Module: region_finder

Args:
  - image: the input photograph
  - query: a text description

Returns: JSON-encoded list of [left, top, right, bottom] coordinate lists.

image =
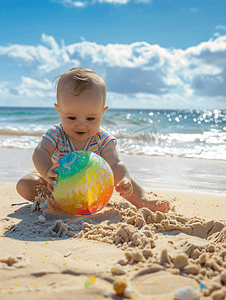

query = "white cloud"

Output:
[[213, 26, 226, 39], [0, 78, 56, 107], [0, 34, 79, 74], [99, 0, 129, 4], [216, 25, 226, 31], [134, 0, 152, 3], [0, 34, 226, 108], [175, 36, 226, 97], [66, 41, 182, 94], [53, 0, 152, 7], [14, 77, 54, 97], [41, 34, 59, 50], [0, 77, 55, 98], [214, 32, 220, 37]]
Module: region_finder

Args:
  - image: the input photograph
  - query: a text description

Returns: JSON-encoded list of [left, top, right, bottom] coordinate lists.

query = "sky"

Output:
[[0, 0, 226, 109]]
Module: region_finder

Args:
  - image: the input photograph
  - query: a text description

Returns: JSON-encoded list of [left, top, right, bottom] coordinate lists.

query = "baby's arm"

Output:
[[101, 141, 170, 213], [32, 137, 59, 192], [101, 141, 133, 198]]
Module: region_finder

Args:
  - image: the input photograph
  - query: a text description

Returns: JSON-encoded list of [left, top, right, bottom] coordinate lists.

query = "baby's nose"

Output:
[[76, 120, 86, 128]]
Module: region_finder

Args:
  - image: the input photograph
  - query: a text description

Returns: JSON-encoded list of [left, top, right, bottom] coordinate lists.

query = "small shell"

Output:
[[174, 286, 198, 300], [124, 287, 133, 297], [38, 215, 46, 223], [111, 266, 126, 275]]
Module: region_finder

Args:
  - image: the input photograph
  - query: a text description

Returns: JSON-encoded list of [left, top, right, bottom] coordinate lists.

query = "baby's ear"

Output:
[[103, 106, 109, 115], [54, 103, 60, 115]]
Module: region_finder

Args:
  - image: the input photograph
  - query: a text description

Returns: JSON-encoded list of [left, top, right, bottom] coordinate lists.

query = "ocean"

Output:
[[1, 106, 226, 160]]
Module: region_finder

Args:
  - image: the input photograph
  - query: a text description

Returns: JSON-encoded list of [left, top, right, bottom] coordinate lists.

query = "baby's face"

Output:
[[55, 83, 108, 149]]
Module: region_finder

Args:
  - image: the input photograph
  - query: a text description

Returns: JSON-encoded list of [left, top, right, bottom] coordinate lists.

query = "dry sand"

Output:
[[1, 182, 226, 300]]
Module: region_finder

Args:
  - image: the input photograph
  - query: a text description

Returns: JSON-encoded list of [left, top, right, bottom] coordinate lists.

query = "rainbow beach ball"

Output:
[[53, 151, 114, 215]]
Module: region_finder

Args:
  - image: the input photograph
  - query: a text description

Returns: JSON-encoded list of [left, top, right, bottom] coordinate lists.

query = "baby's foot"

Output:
[[141, 197, 170, 213]]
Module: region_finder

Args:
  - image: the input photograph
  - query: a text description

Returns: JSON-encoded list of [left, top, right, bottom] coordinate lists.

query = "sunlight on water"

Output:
[[1, 107, 226, 160]]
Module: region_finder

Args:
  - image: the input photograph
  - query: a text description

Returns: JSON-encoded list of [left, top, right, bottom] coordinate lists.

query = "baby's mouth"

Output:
[[76, 131, 86, 135]]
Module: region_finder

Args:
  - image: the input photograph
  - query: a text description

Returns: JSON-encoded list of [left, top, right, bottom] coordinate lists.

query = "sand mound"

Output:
[[2, 188, 226, 299]]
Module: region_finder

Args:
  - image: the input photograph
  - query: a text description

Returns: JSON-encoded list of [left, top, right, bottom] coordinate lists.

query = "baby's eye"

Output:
[[68, 117, 76, 120], [87, 117, 95, 121]]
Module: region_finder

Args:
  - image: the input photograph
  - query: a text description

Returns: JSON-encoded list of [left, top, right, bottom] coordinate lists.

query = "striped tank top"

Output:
[[43, 123, 116, 163]]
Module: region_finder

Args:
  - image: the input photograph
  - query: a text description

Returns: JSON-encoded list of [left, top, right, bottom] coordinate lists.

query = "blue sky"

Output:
[[0, 0, 226, 109]]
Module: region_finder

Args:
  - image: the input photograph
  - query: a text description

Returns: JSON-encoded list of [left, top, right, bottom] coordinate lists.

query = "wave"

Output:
[[117, 144, 226, 160], [1, 138, 225, 160], [113, 129, 226, 145], [0, 126, 226, 145], [0, 127, 44, 137]]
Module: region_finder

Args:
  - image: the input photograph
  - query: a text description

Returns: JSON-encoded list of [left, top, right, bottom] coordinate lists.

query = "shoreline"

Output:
[[1, 148, 226, 194]]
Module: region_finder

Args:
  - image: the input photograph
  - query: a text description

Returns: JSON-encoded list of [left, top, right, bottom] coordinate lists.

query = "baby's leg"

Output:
[[126, 179, 170, 213], [16, 170, 51, 202]]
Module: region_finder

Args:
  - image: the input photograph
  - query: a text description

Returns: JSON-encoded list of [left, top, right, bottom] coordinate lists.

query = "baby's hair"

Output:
[[55, 67, 106, 103]]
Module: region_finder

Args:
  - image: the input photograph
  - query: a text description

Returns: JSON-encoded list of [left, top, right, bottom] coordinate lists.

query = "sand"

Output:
[[1, 181, 226, 300], [2, 148, 226, 193]]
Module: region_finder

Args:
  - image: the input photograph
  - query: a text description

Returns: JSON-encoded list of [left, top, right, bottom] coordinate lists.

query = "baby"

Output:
[[16, 67, 169, 213]]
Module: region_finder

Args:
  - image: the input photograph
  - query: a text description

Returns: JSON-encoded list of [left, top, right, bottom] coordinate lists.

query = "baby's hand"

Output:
[[115, 179, 133, 198], [45, 163, 60, 193]]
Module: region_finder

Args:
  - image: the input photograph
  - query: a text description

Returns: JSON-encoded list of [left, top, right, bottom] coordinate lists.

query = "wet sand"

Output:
[[1, 148, 226, 193]]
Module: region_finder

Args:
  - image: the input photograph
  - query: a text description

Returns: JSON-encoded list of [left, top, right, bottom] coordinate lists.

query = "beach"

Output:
[[1, 149, 226, 299]]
